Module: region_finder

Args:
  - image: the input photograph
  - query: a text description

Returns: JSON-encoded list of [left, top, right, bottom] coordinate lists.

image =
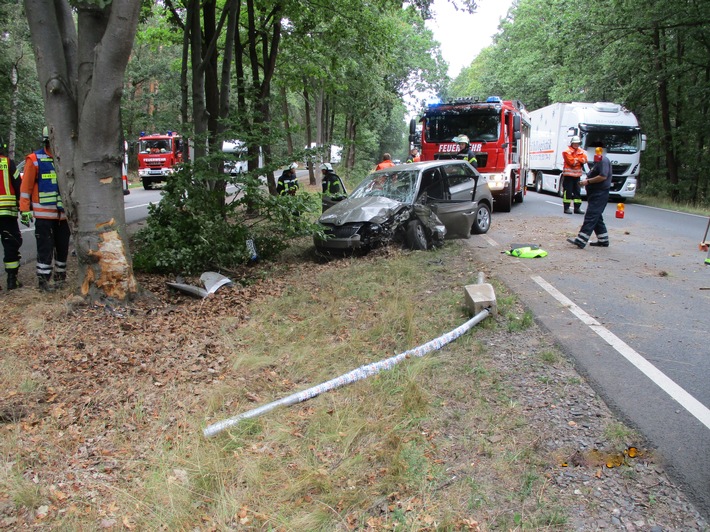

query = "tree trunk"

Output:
[[303, 80, 315, 185], [281, 85, 293, 156], [24, 0, 141, 302], [652, 24, 680, 201]]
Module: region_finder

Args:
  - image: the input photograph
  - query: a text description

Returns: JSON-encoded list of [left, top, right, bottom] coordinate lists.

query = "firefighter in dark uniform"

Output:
[[277, 162, 299, 196], [20, 127, 71, 291], [568, 143, 612, 249], [320, 163, 342, 197], [453, 134, 478, 168], [0, 139, 22, 290]]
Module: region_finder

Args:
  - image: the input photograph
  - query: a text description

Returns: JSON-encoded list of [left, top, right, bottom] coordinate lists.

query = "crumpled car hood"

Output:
[[319, 196, 404, 225]]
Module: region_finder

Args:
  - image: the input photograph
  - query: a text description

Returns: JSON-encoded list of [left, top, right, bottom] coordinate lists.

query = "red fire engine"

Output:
[[410, 96, 530, 212], [137, 132, 184, 190]]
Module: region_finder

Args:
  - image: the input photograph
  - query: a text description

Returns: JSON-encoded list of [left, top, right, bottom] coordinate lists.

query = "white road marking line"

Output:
[[532, 274, 710, 431], [481, 234, 498, 247]]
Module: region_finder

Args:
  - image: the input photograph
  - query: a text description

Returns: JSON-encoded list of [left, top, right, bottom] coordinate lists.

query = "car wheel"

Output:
[[472, 203, 491, 234], [535, 171, 543, 193], [405, 220, 428, 250]]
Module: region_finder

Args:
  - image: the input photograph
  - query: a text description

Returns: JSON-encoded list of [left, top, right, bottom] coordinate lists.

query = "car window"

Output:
[[442, 163, 475, 187], [418, 168, 448, 201], [442, 164, 476, 201]]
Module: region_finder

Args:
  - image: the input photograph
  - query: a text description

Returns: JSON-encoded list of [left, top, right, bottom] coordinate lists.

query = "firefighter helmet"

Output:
[[454, 134, 470, 145], [320, 162, 333, 171], [42, 126, 49, 140], [289, 162, 298, 169], [570, 135, 581, 145]]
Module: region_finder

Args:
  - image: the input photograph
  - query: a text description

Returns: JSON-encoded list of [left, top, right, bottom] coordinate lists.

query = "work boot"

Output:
[[6, 269, 22, 290], [54, 271, 67, 289], [38, 275, 55, 292], [563, 204, 572, 214], [574, 204, 585, 214]]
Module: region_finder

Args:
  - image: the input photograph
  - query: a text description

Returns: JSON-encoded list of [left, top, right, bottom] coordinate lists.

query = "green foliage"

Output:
[[449, 0, 710, 207], [132, 164, 322, 274]]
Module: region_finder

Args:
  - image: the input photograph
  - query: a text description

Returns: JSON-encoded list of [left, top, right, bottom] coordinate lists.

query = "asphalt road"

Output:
[[467, 190, 710, 520]]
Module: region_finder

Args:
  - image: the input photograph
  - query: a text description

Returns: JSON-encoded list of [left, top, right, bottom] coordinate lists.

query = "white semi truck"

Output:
[[527, 102, 646, 200]]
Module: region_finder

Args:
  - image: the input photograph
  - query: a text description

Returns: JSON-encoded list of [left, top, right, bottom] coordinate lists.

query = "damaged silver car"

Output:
[[314, 160, 493, 253]]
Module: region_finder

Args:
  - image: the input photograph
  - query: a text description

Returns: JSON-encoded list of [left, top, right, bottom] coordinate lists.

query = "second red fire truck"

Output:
[[137, 132, 184, 190], [410, 96, 530, 212]]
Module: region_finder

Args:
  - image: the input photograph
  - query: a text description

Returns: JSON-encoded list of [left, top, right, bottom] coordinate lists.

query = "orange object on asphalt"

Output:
[[615, 203, 625, 219]]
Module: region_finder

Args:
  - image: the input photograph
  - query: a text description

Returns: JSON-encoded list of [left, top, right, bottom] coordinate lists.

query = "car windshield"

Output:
[[349, 170, 419, 203]]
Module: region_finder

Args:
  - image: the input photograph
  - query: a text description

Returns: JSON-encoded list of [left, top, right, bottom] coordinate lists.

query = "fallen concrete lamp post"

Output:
[[203, 273, 497, 438]]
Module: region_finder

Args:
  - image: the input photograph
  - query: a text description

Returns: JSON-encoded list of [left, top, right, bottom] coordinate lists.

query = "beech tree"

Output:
[[24, 0, 142, 301]]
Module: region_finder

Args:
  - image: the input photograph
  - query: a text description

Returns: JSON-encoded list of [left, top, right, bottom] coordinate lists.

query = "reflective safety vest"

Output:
[[36, 151, 62, 209], [20, 149, 66, 220], [0, 156, 18, 216], [505, 246, 548, 258]]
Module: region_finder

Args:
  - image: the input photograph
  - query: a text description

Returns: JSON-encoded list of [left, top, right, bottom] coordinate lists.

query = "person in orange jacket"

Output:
[[375, 153, 396, 171], [561, 135, 588, 214], [19, 127, 71, 291], [0, 139, 22, 290]]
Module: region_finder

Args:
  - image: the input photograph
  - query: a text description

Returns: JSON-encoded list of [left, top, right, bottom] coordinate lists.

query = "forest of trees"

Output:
[[1, 0, 708, 299], [450, 0, 710, 205]]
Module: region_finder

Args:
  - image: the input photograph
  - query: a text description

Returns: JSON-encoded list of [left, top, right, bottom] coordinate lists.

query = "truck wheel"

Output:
[[405, 220, 428, 250], [497, 185, 513, 213], [535, 172, 543, 193], [142, 179, 153, 191], [514, 179, 524, 203]]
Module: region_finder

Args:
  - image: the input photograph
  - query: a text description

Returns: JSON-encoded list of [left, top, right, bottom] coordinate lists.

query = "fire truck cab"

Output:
[[137, 132, 183, 190], [411, 96, 531, 212]]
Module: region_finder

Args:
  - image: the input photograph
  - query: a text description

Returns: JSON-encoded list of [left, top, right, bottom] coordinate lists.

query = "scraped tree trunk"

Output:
[[24, 0, 141, 302]]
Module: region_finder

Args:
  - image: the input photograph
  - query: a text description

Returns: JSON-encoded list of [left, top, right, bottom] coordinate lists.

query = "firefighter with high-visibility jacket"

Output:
[[0, 139, 22, 290], [277, 162, 300, 196], [561, 135, 588, 214], [19, 127, 71, 291], [453, 135, 478, 168]]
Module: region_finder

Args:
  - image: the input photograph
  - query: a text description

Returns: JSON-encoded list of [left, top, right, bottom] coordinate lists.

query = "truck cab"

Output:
[[137, 132, 183, 190]]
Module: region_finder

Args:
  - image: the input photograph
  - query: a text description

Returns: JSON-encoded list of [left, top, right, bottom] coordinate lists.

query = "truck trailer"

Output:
[[527, 102, 645, 200]]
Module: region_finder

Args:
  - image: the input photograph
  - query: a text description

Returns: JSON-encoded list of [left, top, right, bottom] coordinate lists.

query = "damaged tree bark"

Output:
[[23, 0, 141, 301]]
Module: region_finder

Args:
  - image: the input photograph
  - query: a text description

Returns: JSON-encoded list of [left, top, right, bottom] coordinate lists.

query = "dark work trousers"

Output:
[[34, 218, 71, 278], [1, 216, 23, 270], [562, 175, 582, 206], [574, 188, 610, 246]]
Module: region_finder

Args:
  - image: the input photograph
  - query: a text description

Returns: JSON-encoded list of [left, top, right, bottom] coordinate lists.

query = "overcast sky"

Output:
[[425, 0, 514, 78]]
